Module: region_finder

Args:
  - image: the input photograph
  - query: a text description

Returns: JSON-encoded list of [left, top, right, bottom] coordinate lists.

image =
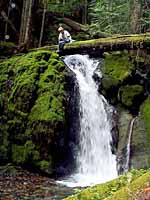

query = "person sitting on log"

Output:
[[57, 26, 72, 52]]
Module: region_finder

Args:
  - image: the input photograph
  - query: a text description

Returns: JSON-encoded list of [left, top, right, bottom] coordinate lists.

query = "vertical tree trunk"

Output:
[[4, 0, 12, 40], [19, 0, 33, 46], [39, 0, 47, 47], [82, 0, 88, 24], [130, 0, 142, 33], [24, 0, 33, 43]]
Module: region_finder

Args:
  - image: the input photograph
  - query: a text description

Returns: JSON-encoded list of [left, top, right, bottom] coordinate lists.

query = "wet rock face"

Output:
[[62, 67, 80, 175], [100, 51, 150, 172], [130, 116, 150, 169], [116, 108, 133, 174], [0, 50, 66, 174]]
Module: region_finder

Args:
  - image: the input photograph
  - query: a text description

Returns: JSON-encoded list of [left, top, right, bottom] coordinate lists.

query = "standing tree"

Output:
[[19, 0, 33, 46], [39, 0, 47, 47], [130, 0, 142, 33]]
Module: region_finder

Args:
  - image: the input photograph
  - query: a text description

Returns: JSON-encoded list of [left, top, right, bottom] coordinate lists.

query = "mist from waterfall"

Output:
[[58, 54, 118, 187]]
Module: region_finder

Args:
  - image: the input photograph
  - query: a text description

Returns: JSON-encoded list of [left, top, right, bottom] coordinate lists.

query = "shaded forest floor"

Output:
[[0, 165, 74, 200]]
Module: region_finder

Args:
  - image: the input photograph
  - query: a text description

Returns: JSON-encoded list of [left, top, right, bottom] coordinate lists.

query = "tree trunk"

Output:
[[24, 0, 33, 43], [1, 10, 18, 35], [39, 0, 47, 47], [63, 17, 88, 31], [4, 0, 12, 39], [36, 33, 150, 56], [82, 0, 87, 25], [19, 0, 33, 46], [130, 0, 142, 33]]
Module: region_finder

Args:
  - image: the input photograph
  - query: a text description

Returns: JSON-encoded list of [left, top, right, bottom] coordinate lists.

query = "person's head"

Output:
[[58, 26, 64, 33]]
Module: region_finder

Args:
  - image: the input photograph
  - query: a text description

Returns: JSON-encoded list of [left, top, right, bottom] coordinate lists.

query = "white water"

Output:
[[58, 55, 117, 187], [124, 117, 137, 172]]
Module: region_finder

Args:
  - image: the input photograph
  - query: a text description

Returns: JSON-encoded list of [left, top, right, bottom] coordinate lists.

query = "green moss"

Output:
[[106, 172, 150, 200], [29, 92, 64, 122], [12, 144, 26, 164], [12, 141, 40, 164], [0, 50, 66, 173], [118, 85, 144, 108], [36, 160, 51, 172], [140, 97, 150, 137], [64, 170, 147, 200], [0, 41, 16, 56], [102, 52, 135, 90]]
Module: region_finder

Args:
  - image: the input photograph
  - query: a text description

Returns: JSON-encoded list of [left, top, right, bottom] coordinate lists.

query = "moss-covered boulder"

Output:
[[0, 50, 66, 174], [101, 52, 135, 104], [0, 41, 17, 58], [118, 85, 144, 109], [102, 52, 135, 89], [64, 170, 149, 200]]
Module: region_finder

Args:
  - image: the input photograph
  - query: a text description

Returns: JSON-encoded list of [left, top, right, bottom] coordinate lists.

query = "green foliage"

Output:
[[12, 141, 40, 164], [64, 169, 148, 200], [47, 0, 86, 16], [89, 0, 130, 34], [89, 0, 150, 35], [140, 97, 150, 136], [118, 85, 144, 108]]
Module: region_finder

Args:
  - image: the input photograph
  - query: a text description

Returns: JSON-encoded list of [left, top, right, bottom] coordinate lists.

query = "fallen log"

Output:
[[33, 33, 150, 55], [1, 11, 18, 35], [62, 17, 88, 32]]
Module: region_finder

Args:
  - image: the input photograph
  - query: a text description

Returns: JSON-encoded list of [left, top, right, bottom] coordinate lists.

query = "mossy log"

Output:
[[36, 33, 150, 55]]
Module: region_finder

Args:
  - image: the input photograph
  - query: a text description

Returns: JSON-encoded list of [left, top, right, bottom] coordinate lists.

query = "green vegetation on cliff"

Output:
[[102, 52, 135, 90], [118, 85, 144, 108], [140, 97, 150, 135], [0, 50, 66, 173]]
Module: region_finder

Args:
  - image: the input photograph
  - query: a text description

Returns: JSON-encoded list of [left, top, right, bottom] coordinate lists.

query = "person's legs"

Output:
[[58, 41, 65, 52]]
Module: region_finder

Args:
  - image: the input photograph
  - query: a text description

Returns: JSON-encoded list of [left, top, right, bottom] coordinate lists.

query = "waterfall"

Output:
[[124, 117, 137, 172], [58, 54, 117, 187]]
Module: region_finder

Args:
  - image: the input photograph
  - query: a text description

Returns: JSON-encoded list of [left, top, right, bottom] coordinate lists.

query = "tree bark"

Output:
[[62, 17, 88, 31], [130, 0, 142, 33], [1, 10, 18, 35], [39, 0, 47, 47], [36, 33, 150, 55], [82, 0, 87, 25], [19, 0, 33, 46], [24, 0, 33, 43]]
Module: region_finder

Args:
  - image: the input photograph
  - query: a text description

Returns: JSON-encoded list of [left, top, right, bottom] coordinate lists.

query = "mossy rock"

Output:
[[0, 41, 17, 58], [131, 116, 150, 169], [64, 170, 148, 200], [101, 52, 135, 91], [118, 85, 144, 108], [105, 172, 150, 200], [0, 50, 66, 174], [140, 97, 150, 136]]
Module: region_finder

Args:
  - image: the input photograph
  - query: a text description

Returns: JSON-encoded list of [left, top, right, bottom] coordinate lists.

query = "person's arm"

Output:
[[64, 30, 72, 42], [58, 33, 62, 41]]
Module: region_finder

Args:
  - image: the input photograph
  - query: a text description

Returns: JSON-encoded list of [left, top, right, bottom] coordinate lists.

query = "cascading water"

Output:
[[124, 117, 137, 172], [58, 54, 118, 187]]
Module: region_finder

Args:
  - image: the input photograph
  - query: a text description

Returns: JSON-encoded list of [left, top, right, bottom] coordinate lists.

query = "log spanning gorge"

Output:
[[58, 55, 118, 187]]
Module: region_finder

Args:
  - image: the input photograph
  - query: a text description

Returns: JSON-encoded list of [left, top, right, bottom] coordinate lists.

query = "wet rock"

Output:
[[130, 116, 150, 169], [118, 84, 145, 113], [116, 107, 133, 174]]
